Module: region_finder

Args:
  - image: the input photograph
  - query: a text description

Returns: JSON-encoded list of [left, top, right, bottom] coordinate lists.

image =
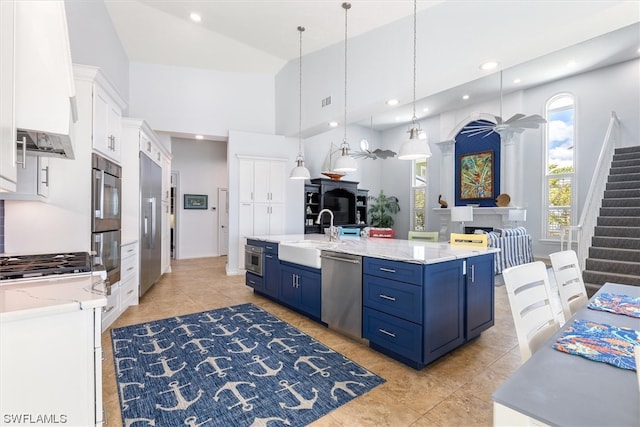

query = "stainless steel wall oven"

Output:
[[244, 244, 263, 276], [91, 153, 121, 287]]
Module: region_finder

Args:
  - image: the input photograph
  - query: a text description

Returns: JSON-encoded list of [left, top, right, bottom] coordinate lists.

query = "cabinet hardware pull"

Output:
[[379, 267, 396, 273], [470, 265, 475, 283], [265, 254, 273, 259], [379, 294, 396, 301], [104, 305, 115, 313], [249, 280, 255, 285], [127, 289, 134, 295], [379, 328, 396, 338], [127, 267, 134, 272], [41, 165, 49, 186]]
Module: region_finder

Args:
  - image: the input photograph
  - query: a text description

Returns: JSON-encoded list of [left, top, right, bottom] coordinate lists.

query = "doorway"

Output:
[[218, 188, 228, 256]]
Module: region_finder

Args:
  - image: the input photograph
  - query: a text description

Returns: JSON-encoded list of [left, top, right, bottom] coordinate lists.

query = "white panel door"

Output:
[[218, 188, 229, 256]]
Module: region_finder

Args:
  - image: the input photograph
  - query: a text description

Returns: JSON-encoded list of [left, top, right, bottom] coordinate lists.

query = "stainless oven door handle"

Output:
[[94, 234, 103, 265], [94, 170, 105, 219]]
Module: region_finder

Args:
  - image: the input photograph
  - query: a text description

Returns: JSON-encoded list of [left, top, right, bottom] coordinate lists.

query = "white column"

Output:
[[501, 134, 518, 206], [436, 139, 455, 207]]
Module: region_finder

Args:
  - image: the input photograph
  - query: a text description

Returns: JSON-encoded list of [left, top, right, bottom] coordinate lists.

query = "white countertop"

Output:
[[248, 234, 499, 264], [0, 274, 108, 322]]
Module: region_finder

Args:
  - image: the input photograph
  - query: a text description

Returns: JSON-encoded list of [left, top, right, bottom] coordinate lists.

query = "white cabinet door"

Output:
[[239, 159, 255, 203], [0, 0, 17, 192], [0, 155, 50, 201], [92, 84, 121, 162], [253, 160, 271, 203], [269, 203, 286, 235], [268, 161, 286, 204]]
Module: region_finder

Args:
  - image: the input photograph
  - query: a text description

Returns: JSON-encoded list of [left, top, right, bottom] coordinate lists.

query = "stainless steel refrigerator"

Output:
[[139, 153, 162, 296]]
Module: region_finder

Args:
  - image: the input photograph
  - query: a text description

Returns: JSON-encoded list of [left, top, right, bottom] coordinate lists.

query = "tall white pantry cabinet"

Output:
[[238, 156, 286, 268]]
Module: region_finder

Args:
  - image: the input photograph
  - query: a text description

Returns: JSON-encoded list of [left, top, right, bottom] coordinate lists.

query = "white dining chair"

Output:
[[549, 250, 588, 322], [503, 261, 561, 363]]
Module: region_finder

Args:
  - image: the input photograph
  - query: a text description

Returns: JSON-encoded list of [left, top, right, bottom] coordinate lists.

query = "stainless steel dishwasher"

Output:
[[320, 250, 365, 342]]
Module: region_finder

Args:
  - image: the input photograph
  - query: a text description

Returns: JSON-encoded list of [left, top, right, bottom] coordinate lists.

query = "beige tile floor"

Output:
[[101, 256, 525, 426]]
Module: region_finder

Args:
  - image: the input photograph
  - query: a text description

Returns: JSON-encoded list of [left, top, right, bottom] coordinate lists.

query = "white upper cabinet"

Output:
[[0, 0, 16, 192], [93, 84, 123, 163]]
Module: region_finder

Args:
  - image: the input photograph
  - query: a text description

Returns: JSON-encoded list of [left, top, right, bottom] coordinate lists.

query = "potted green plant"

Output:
[[368, 189, 400, 228]]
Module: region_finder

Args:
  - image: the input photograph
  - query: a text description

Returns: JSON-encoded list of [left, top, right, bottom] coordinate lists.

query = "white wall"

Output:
[[129, 62, 276, 138], [227, 130, 301, 274], [65, 0, 129, 103], [171, 138, 227, 259]]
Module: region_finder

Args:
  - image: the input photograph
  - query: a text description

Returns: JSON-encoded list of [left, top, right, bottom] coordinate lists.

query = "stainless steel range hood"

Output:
[[14, 1, 76, 160]]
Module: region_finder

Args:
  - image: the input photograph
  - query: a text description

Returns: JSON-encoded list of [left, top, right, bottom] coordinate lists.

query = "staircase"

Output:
[[582, 145, 640, 296]]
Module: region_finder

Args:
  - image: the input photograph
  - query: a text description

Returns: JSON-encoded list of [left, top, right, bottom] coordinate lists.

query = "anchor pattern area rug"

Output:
[[111, 303, 385, 426]]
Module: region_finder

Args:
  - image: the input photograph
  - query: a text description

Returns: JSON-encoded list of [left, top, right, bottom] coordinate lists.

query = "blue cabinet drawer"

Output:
[[363, 275, 422, 324], [363, 257, 423, 285], [363, 307, 422, 363], [263, 242, 278, 254], [246, 272, 263, 290]]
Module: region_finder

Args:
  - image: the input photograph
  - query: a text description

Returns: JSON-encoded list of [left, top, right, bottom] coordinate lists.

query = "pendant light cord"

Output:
[[343, 2, 350, 145], [412, 0, 417, 125], [298, 26, 304, 156]]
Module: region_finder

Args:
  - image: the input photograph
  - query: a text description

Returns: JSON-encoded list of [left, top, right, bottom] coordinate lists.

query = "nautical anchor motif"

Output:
[[184, 415, 213, 427], [310, 340, 336, 354], [180, 337, 216, 354], [250, 416, 291, 427], [213, 381, 258, 411], [330, 381, 365, 401], [112, 338, 132, 354], [267, 337, 298, 354], [247, 355, 283, 377], [124, 417, 155, 427], [170, 315, 185, 324], [263, 315, 283, 324], [171, 323, 200, 337], [343, 359, 375, 377], [294, 356, 331, 377], [211, 323, 239, 336], [276, 380, 318, 410], [118, 381, 144, 410], [115, 356, 137, 378], [146, 356, 187, 378], [227, 337, 258, 354], [156, 380, 204, 412], [283, 326, 305, 336], [198, 312, 224, 323], [230, 312, 254, 323], [134, 323, 165, 337], [195, 356, 233, 378], [247, 323, 274, 336], [139, 338, 174, 355]]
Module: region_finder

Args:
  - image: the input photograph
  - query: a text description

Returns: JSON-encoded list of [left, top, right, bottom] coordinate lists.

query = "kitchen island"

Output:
[[245, 234, 499, 369]]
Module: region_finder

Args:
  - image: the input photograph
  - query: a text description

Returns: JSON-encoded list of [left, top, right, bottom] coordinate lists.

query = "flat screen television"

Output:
[[322, 189, 355, 226]]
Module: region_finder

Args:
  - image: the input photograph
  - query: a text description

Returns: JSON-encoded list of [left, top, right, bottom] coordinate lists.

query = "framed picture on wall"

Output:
[[459, 150, 494, 200], [184, 194, 208, 209]]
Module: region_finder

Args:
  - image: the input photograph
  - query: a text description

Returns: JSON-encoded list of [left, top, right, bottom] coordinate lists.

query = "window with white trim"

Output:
[[411, 158, 428, 230], [545, 94, 575, 238]]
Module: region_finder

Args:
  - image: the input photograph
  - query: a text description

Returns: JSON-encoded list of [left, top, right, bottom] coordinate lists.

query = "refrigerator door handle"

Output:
[[150, 197, 157, 249]]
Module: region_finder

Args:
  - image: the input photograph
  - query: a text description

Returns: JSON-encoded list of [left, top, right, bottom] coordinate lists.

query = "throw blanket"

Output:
[[553, 319, 640, 371], [487, 227, 534, 274]]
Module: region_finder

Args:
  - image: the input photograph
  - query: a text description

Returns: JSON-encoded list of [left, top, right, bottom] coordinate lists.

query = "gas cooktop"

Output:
[[0, 252, 92, 281]]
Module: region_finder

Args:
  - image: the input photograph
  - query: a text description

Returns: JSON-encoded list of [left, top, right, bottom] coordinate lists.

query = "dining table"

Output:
[[492, 282, 640, 427]]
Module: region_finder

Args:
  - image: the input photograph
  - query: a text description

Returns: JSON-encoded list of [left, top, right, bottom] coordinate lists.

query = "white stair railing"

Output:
[[561, 111, 620, 270]]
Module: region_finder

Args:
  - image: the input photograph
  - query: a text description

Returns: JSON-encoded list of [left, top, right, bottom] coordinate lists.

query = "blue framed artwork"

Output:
[[184, 194, 208, 209]]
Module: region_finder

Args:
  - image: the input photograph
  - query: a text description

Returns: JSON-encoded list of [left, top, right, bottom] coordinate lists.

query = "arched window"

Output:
[[544, 94, 575, 239]]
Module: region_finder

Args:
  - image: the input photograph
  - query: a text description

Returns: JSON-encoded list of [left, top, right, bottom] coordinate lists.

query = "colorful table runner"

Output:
[[553, 319, 640, 371], [588, 293, 640, 318]]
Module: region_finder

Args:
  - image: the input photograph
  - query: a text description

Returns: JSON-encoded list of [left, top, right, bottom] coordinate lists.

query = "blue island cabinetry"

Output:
[[363, 254, 494, 369], [244, 239, 279, 299]]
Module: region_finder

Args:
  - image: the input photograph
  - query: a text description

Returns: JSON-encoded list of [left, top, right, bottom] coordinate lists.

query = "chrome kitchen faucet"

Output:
[[316, 209, 338, 241]]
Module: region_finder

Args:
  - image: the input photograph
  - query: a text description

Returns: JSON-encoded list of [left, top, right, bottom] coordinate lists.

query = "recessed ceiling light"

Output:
[[195, 135, 203, 140], [513, 78, 521, 84], [386, 99, 399, 106], [190, 12, 202, 22], [329, 121, 338, 127], [479, 60, 499, 71], [637, 47, 640, 53], [423, 107, 429, 112], [567, 60, 577, 67], [462, 94, 470, 100]]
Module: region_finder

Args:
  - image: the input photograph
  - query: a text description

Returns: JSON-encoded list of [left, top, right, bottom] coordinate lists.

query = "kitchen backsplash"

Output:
[[0, 200, 4, 253]]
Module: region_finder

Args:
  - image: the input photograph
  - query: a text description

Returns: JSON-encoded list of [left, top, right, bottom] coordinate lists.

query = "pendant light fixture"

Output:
[[290, 26, 311, 180], [333, 2, 357, 173], [398, 0, 432, 160]]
